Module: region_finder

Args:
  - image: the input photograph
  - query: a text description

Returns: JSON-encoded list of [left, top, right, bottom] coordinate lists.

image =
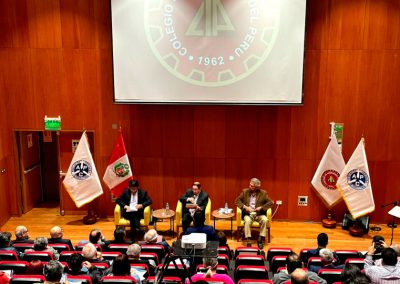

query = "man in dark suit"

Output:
[[47, 226, 74, 250], [179, 182, 209, 233], [116, 180, 152, 241]]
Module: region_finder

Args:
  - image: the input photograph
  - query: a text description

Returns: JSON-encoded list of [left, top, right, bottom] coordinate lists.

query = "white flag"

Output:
[[336, 138, 375, 219], [311, 135, 345, 208], [63, 132, 103, 208]]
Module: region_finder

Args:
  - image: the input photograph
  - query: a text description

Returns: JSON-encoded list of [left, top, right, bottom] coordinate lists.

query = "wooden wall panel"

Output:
[[27, 0, 62, 48], [328, 0, 366, 50], [364, 0, 400, 50], [0, 0, 29, 48], [305, 0, 330, 50]]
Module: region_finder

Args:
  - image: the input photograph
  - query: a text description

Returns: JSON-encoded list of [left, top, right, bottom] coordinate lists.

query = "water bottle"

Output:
[[166, 202, 170, 214], [224, 202, 228, 214]]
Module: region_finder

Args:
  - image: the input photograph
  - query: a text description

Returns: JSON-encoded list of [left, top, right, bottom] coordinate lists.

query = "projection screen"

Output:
[[111, 0, 306, 105]]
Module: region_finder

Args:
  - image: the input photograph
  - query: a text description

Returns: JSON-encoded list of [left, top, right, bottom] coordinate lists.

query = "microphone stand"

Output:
[[381, 200, 399, 246]]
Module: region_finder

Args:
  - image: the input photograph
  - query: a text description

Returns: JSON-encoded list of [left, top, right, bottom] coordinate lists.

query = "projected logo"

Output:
[[144, 0, 280, 87]]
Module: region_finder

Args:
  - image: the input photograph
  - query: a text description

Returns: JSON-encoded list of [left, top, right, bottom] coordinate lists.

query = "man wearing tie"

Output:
[[179, 182, 209, 233]]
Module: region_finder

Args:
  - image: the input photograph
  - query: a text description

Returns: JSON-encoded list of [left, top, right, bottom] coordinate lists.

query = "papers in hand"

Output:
[[186, 204, 197, 209], [126, 206, 138, 212]]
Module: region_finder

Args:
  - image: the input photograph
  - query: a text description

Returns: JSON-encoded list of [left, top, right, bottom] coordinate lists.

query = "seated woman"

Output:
[[188, 257, 234, 284], [25, 237, 59, 260], [104, 254, 141, 283]]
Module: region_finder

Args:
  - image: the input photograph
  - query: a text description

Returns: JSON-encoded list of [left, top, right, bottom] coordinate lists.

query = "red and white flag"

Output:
[[311, 135, 345, 208], [336, 138, 375, 219], [103, 131, 133, 197], [63, 132, 103, 208]]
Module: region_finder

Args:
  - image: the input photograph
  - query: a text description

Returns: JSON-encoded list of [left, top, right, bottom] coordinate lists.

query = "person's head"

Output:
[[317, 232, 328, 247], [319, 248, 334, 265], [15, 225, 29, 239], [0, 232, 11, 248], [249, 178, 261, 193], [344, 274, 371, 284], [33, 237, 48, 251], [372, 235, 385, 253], [381, 247, 398, 266], [82, 243, 97, 259], [26, 259, 44, 275], [193, 212, 205, 227], [217, 231, 227, 246], [192, 182, 201, 195], [341, 263, 361, 282], [392, 243, 400, 256], [203, 257, 218, 278], [113, 227, 126, 242], [126, 244, 141, 259], [286, 252, 303, 274], [291, 268, 309, 284], [50, 226, 63, 239], [89, 229, 102, 244], [43, 260, 64, 282], [144, 229, 158, 243], [129, 180, 140, 195], [112, 254, 131, 276], [68, 253, 84, 272]]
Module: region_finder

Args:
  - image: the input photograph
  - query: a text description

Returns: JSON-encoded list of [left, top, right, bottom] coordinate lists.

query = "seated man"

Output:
[[43, 260, 64, 284], [365, 245, 400, 282], [108, 227, 132, 245], [25, 236, 60, 260], [184, 212, 217, 241], [0, 232, 23, 259], [272, 252, 327, 284], [64, 252, 102, 284], [126, 243, 155, 276], [82, 243, 109, 266], [47, 226, 73, 250], [309, 248, 343, 273], [13, 225, 34, 244], [235, 178, 273, 249], [291, 268, 310, 284], [179, 182, 209, 233], [307, 233, 340, 264], [143, 229, 170, 253]]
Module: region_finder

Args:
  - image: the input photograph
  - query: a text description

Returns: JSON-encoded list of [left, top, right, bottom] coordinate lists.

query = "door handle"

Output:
[[23, 163, 40, 174]]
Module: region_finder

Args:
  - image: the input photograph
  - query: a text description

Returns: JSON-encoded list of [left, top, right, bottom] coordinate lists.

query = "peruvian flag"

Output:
[[103, 131, 133, 197]]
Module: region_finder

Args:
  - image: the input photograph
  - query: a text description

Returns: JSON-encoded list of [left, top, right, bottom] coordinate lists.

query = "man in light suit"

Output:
[[235, 178, 273, 249], [179, 182, 209, 233], [116, 180, 152, 241]]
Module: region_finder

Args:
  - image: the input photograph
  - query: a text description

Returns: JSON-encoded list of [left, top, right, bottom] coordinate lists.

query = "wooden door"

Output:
[[17, 131, 42, 213], [58, 131, 95, 215]]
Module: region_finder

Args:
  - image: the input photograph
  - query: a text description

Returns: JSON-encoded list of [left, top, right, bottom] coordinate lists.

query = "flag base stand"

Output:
[[83, 209, 97, 225], [322, 212, 336, 228], [349, 224, 365, 237]]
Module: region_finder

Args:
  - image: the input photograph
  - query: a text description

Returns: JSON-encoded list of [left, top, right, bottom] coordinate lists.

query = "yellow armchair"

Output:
[[114, 204, 151, 230], [176, 198, 211, 235], [236, 207, 271, 243]]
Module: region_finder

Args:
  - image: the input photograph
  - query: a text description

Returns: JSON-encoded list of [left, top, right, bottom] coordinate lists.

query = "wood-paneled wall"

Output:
[[0, 0, 399, 224]]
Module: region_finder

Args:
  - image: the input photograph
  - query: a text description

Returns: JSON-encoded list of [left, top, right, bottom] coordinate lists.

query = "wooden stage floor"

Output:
[[1, 205, 398, 253]]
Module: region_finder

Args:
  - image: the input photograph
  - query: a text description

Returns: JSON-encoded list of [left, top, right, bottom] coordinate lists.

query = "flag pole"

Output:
[[82, 130, 97, 225]]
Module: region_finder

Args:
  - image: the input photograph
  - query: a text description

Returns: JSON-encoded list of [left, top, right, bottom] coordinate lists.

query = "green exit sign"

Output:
[[44, 116, 61, 131]]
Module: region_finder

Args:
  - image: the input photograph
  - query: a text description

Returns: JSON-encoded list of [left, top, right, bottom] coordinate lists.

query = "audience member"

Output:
[[217, 231, 232, 260], [309, 248, 343, 273], [341, 263, 369, 283], [104, 254, 141, 283], [81, 243, 109, 265], [291, 268, 309, 284], [272, 252, 326, 284], [370, 235, 385, 260], [26, 259, 44, 275], [235, 177, 273, 249], [143, 229, 170, 253], [126, 244, 155, 276], [0, 271, 10, 284], [13, 225, 34, 244], [365, 246, 400, 283], [0, 232, 23, 259], [88, 229, 109, 251], [307, 233, 340, 264], [63, 252, 102, 284], [109, 227, 131, 245], [47, 226, 73, 250], [116, 179, 152, 241], [188, 257, 234, 284], [179, 182, 209, 233], [25, 236, 59, 260], [43, 260, 65, 284], [184, 211, 217, 241]]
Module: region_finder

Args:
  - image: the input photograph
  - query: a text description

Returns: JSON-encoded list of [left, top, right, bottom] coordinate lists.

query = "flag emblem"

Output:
[[114, 162, 130, 177], [71, 160, 92, 180], [347, 169, 369, 190], [321, 170, 340, 190]]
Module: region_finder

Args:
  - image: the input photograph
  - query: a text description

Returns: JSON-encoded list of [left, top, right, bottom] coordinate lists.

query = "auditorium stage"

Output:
[[1, 206, 398, 253]]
